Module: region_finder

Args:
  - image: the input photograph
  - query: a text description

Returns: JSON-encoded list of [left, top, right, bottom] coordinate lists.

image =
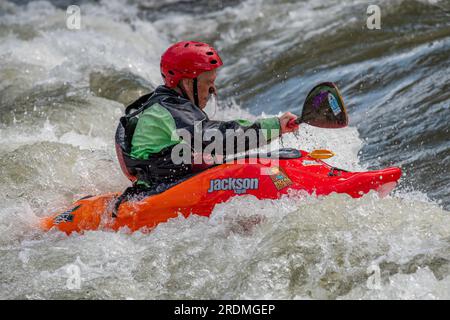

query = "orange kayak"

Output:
[[40, 149, 401, 234]]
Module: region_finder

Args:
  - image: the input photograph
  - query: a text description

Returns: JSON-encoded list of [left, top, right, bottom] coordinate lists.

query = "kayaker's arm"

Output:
[[199, 112, 299, 155], [129, 102, 295, 160], [200, 116, 281, 155]]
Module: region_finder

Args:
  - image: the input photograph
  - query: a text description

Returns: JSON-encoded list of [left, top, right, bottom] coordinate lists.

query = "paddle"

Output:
[[288, 82, 348, 129]]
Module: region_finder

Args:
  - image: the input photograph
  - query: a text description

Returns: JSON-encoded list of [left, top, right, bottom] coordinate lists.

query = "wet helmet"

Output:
[[160, 41, 223, 88]]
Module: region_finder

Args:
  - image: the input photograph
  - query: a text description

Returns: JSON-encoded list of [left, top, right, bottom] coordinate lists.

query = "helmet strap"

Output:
[[193, 78, 199, 107], [177, 78, 199, 107], [177, 83, 189, 100]]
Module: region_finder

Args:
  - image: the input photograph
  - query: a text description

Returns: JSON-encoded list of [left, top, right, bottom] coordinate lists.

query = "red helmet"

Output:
[[160, 41, 223, 88]]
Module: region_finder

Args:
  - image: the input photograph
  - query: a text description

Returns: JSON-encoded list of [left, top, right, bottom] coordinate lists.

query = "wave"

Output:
[[0, 0, 449, 299]]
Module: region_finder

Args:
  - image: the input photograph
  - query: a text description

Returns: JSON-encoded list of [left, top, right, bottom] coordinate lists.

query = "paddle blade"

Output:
[[299, 82, 348, 128], [309, 149, 335, 159]]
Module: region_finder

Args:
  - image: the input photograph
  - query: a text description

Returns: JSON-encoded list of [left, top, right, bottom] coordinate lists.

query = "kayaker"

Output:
[[115, 41, 299, 193]]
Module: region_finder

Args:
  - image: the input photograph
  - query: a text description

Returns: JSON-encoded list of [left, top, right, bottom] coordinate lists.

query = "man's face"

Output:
[[180, 69, 217, 109], [196, 69, 217, 109]]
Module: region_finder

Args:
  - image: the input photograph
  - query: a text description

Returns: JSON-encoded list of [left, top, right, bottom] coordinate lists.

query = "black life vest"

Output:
[[115, 87, 194, 186], [115, 85, 270, 188]]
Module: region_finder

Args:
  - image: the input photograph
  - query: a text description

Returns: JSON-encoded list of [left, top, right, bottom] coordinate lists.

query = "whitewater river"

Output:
[[0, 0, 449, 299]]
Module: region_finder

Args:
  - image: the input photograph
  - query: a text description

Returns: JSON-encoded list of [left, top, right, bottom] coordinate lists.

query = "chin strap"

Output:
[[193, 78, 199, 107], [177, 83, 189, 100], [177, 78, 199, 107]]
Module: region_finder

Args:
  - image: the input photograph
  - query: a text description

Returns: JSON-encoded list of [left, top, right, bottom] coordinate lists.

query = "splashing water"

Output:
[[0, 0, 449, 299]]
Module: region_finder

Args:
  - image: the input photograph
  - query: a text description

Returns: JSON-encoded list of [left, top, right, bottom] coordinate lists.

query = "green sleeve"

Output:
[[257, 117, 281, 142], [130, 103, 181, 160], [235, 117, 281, 142]]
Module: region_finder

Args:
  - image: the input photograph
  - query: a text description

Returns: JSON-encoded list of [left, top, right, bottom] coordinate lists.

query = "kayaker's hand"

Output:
[[279, 112, 299, 134]]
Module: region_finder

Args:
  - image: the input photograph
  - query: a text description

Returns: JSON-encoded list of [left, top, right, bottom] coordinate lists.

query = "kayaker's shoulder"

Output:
[[152, 85, 189, 105], [137, 95, 205, 127], [139, 103, 173, 120]]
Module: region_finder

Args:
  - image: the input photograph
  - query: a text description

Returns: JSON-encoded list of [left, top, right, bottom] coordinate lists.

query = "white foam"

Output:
[[341, 268, 450, 300], [0, 0, 448, 300]]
